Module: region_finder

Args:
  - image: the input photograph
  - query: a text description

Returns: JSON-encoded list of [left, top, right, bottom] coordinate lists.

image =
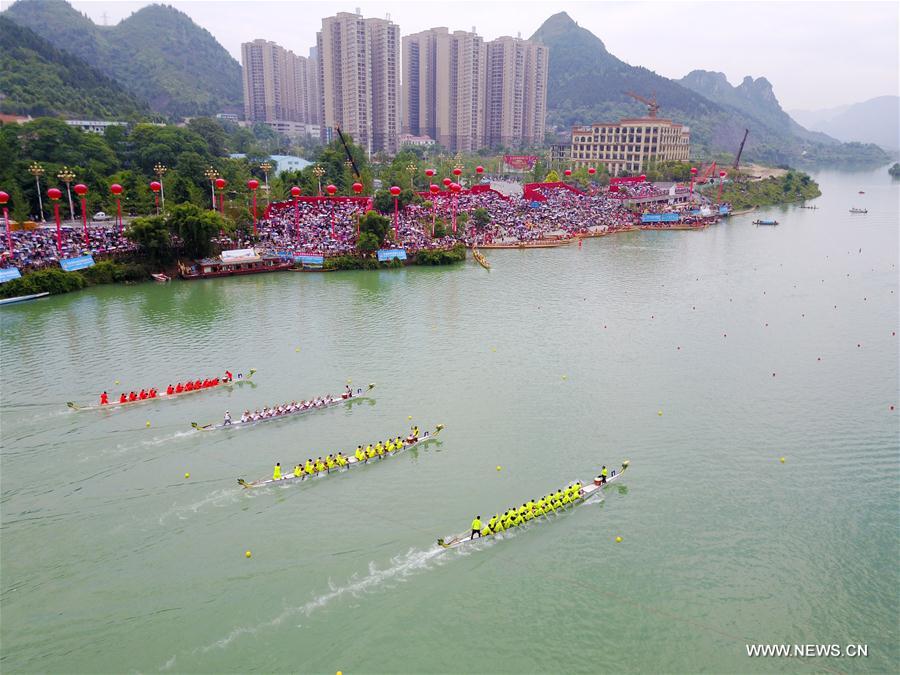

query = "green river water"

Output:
[[1, 166, 898, 674]]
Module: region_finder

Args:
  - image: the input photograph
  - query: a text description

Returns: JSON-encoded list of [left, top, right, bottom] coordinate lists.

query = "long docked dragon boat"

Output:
[[237, 424, 444, 489], [67, 369, 256, 411], [191, 383, 375, 431], [437, 461, 629, 550]]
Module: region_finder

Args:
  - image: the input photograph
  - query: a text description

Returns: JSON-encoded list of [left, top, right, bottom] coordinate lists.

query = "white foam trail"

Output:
[[158, 488, 241, 525], [159, 655, 176, 671], [201, 546, 448, 652], [78, 430, 196, 463]]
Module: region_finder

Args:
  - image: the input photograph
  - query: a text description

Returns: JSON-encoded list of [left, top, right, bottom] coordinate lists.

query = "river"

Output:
[[1, 166, 897, 673]]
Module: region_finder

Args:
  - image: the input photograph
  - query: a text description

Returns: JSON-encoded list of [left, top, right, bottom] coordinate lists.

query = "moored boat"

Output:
[[436, 461, 629, 550], [849, 208, 868, 214], [472, 246, 491, 269], [237, 424, 444, 489], [151, 273, 170, 282], [0, 291, 50, 306], [67, 369, 256, 411], [753, 219, 779, 226], [179, 248, 293, 279], [191, 383, 375, 431]]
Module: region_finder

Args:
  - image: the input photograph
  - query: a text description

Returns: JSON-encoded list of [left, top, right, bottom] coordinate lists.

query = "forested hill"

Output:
[[531, 12, 889, 165], [0, 16, 150, 119], [3, 0, 243, 118]]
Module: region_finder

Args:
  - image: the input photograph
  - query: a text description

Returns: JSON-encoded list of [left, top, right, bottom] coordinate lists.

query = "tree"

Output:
[[187, 118, 228, 157], [358, 210, 389, 250], [544, 169, 561, 183], [472, 207, 491, 228], [165, 203, 227, 259], [126, 215, 172, 264]]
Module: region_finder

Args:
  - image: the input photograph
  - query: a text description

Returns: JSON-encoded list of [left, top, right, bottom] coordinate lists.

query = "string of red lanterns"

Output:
[[73, 183, 89, 248]]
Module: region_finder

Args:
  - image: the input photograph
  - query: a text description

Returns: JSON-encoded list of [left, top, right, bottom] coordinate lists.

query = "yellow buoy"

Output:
[[658, 410, 663, 416], [245, 550, 252, 558], [562, 375, 567, 380], [615, 536, 623, 543], [407, 415, 412, 420], [496, 465, 502, 471], [184, 472, 190, 479], [347, 379, 352, 384], [145, 421, 151, 427], [780, 457, 785, 463], [295, 347, 300, 352], [114, 379, 120, 385]]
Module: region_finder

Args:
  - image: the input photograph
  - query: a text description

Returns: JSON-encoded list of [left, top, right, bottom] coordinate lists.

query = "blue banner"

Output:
[[0, 267, 22, 283], [60, 255, 95, 271], [719, 206, 731, 214], [377, 249, 407, 262], [641, 213, 680, 223], [294, 255, 324, 266]]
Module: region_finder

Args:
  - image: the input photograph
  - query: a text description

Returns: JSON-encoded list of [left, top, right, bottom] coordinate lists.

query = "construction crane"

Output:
[[697, 161, 718, 184], [334, 125, 361, 179], [733, 129, 749, 170], [624, 91, 660, 118]]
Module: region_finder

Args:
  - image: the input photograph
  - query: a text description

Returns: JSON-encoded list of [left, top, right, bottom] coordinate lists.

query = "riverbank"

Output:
[[708, 170, 821, 210]]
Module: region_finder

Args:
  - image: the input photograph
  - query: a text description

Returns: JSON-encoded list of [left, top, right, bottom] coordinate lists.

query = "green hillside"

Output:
[[0, 15, 149, 118], [532, 12, 888, 165], [3, 0, 243, 119]]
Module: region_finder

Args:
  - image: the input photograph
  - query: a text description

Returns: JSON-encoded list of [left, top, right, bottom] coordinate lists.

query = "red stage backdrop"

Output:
[[503, 155, 538, 171]]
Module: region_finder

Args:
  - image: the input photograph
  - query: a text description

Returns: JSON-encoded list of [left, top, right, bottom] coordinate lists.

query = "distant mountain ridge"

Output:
[[0, 15, 149, 119], [3, 0, 243, 118], [532, 12, 888, 165], [790, 96, 899, 151]]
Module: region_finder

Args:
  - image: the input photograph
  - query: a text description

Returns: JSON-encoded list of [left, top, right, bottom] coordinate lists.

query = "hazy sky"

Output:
[[48, 0, 900, 110]]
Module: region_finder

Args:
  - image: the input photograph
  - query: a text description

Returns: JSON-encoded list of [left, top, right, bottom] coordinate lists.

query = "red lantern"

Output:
[[214, 178, 226, 190], [452, 168, 462, 177], [352, 182, 363, 194], [475, 166, 484, 174], [149, 181, 161, 193], [247, 179, 259, 191], [564, 169, 572, 177], [588, 167, 596, 175], [290, 186, 301, 198], [639, 174, 647, 181], [429, 184, 440, 195], [442, 177, 452, 187], [450, 182, 461, 192], [389, 186, 401, 241], [214, 178, 226, 216], [110, 184, 123, 232], [72, 184, 89, 247], [48, 188, 63, 253], [425, 169, 435, 178], [690, 167, 698, 175], [719, 171, 727, 178], [326, 184, 337, 195]]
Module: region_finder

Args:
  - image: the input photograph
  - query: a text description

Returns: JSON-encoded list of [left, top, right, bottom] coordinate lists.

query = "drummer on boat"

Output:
[[99, 391, 109, 405]]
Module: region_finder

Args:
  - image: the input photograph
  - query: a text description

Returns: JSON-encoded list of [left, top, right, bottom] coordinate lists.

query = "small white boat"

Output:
[[849, 208, 868, 214], [151, 273, 170, 282], [0, 292, 50, 306]]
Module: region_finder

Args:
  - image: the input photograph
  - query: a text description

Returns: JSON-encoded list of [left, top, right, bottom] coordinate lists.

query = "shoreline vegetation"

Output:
[[703, 170, 821, 210]]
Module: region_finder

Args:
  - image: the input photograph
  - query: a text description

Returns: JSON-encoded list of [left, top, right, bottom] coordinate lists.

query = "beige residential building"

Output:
[[484, 36, 548, 149], [241, 39, 317, 126], [317, 12, 401, 155], [570, 117, 691, 176], [402, 27, 486, 153]]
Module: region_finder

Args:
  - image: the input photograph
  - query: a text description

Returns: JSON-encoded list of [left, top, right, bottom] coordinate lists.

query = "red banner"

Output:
[[503, 155, 538, 170]]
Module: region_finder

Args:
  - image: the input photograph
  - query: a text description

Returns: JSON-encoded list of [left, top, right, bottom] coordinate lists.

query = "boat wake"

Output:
[[77, 430, 196, 464], [157, 488, 242, 525], [200, 545, 450, 653]]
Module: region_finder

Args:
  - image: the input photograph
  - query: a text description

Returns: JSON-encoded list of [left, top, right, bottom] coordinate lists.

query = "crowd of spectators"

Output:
[[1, 183, 726, 270], [0, 225, 136, 271]]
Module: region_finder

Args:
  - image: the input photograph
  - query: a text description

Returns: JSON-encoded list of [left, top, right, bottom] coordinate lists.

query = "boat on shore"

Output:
[[179, 248, 293, 280], [849, 208, 868, 214], [237, 424, 444, 489], [753, 219, 779, 226], [436, 461, 629, 550], [151, 273, 170, 282], [191, 383, 375, 431], [67, 369, 256, 411], [0, 291, 50, 306]]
